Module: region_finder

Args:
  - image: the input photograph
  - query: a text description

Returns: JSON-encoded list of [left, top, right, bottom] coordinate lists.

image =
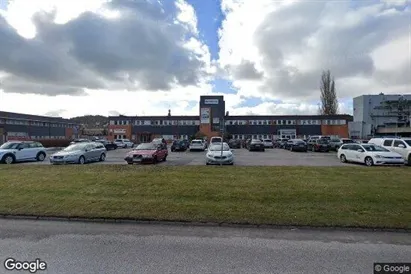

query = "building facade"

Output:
[[108, 95, 353, 142], [349, 94, 411, 138], [0, 111, 80, 145]]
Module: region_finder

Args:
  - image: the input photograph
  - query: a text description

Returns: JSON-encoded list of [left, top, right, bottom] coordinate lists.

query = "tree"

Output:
[[319, 70, 339, 115]]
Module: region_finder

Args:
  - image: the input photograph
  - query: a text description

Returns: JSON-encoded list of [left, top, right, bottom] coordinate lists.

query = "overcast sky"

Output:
[[0, 0, 410, 118]]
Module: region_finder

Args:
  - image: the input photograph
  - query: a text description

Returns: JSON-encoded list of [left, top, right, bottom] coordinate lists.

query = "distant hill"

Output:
[[69, 115, 109, 128]]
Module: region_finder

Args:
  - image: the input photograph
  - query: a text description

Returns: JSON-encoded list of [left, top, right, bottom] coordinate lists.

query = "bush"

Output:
[[39, 139, 71, 148]]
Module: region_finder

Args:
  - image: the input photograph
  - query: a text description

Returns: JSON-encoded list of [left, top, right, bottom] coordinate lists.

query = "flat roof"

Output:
[[108, 114, 353, 120], [0, 111, 76, 123]]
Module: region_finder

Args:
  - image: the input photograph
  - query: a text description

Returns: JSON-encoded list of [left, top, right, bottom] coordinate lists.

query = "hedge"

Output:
[[39, 139, 71, 148]]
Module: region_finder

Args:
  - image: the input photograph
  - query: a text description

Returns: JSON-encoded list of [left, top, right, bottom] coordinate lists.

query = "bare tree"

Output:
[[319, 70, 339, 115]]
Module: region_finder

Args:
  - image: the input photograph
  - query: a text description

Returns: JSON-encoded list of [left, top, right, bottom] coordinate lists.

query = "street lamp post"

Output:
[[220, 117, 224, 166]]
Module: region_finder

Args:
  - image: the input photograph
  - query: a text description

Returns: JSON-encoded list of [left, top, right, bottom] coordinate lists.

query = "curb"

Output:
[[0, 215, 410, 233]]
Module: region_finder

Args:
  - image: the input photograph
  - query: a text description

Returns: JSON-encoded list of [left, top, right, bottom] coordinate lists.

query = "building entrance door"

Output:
[[279, 129, 296, 139], [139, 133, 152, 143]]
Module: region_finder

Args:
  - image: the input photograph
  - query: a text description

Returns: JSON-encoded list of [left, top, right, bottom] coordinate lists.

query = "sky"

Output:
[[0, 0, 410, 118]]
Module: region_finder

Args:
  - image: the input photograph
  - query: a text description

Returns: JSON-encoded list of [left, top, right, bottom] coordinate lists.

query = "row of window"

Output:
[[227, 120, 346, 126], [110, 119, 347, 126], [0, 118, 76, 128], [112, 120, 200, 126]]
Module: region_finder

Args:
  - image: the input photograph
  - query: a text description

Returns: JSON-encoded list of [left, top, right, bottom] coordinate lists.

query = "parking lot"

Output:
[[21, 147, 346, 166]]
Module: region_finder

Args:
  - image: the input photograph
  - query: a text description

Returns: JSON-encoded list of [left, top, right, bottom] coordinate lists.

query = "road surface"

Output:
[[0, 219, 410, 274]]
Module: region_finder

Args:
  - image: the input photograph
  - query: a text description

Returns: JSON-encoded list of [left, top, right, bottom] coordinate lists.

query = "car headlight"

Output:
[[374, 155, 382, 158], [142, 155, 150, 158], [64, 154, 76, 158], [207, 154, 213, 158]]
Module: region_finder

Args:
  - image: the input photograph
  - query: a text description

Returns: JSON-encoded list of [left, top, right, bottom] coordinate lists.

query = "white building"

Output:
[[349, 93, 411, 139]]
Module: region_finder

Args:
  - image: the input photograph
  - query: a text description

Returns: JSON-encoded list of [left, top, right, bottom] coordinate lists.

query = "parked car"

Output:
[[205, 143, 234, 165], [0, 141, 47, 164], [181, 139, 190, 149], [124, 143, 168, 164], [50, 142, 107, 165], [190, 139, 207, 151], [210, 136, 223, 145], [263, 139, 274, 148], [70, 138, 92, 145], [114, 139, 134, 148], [277, 138, 289, 149], [228, 139, 242, 149], [307, 139, 330, 152], [338, 143, 404, 166], [288, 139, 308, 152], [95, 139, 118, 150], [152, 138, 167, 149], [368, 137, 411, 165], [248, 139, 265, 151], [329, 138, 355, 151], [171, 140, 188, 152]]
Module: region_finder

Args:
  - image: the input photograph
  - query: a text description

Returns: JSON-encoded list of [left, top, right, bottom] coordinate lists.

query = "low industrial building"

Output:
[[0, 111, 80, 144], [349, 93, 411, 139], [108, 95, 353, 142]]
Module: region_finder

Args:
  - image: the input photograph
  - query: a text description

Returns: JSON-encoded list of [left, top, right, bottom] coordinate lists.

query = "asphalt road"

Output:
[[23, 147, 347, 166], [0, 219, 410, 274]]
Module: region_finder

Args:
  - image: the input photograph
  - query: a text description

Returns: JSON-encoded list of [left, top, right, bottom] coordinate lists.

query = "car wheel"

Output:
[[340, 154, 347, 163], [127, 162, 133, 165], [312, 147, 315, 152], [290, 146, 293, 152], [407, 154, 411, 166], [36, 152, 46, 161], [153, 157, 158, 164], [364, 156, 374, 167], [99, 153, 106, 162], [163, 154, 167, 161], [206, 162, 210, 165], [2, 154, 15, 164], [78, 156, 86, 165]]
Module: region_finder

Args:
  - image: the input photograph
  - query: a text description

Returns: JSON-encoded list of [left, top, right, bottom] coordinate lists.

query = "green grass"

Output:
[[0, 165, 410, 229]]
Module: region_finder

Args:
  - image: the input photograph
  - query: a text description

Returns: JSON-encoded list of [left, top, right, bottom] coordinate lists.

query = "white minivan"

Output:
[[368, 137, 411, 165]]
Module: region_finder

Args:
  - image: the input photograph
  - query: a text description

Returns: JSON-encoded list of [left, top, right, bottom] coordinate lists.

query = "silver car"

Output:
[[50, 142, 107, 165]]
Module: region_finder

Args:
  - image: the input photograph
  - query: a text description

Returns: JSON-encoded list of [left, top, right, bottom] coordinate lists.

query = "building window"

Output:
[[258, 120, 262, 125], [339, 120, 346, 125]]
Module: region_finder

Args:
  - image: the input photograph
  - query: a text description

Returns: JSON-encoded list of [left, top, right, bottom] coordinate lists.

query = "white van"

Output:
[[368, 137, 411, 165], [210, 136, 223, 144]]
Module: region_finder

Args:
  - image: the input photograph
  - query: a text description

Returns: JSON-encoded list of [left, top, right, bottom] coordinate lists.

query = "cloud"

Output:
[[218, 0, 411, 102], [0, 0, 212, 96]]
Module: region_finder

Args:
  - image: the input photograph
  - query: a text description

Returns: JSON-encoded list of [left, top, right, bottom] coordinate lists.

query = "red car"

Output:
[[124, 143, 168, 164]]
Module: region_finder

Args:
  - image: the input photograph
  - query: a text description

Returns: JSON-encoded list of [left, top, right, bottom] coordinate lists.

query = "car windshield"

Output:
[[211, 138, 222, 143], [404, 140, 411, 146], [134, 144, 156, 150], [209, 145, 230, 151], [0, 142, 21, 149], [318, 139, 329, 144], [63, 144, 87, 151], [251, 139, 262, 143], [331, 139, 340, 142], [191, 140, 202, 144], [264, 139, 272, 142], [362, 145, 390, 152]]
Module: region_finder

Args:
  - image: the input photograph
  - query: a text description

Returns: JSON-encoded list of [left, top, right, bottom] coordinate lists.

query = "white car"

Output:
[[0, 141, 47, 164], [189, 139, 206, 151], [205, 143, 234, 165], [263, 139, 274, 148], [114, 139, 134, 148], [368, 137, 411, 166], [337, 143, 404, 166]]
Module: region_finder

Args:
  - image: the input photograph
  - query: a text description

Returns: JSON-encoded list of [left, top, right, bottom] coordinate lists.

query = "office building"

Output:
[[349, 94, 411, 138], [108, 95, 353, 142], [0, 111, 80, 144]]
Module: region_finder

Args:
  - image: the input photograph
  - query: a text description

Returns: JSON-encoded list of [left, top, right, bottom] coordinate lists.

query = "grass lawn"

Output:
[[0, 165, 410, 229]]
